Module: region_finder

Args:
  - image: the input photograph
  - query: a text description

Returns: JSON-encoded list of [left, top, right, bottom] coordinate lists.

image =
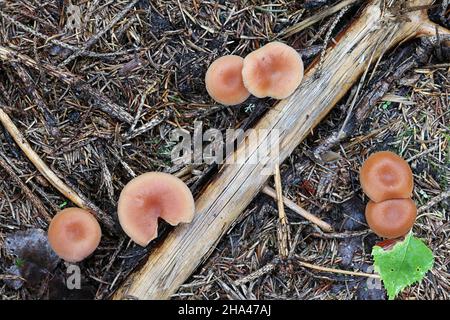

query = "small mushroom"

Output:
[[241, 42, 304, 99], [48, 208, 102, 263], [360, 151, 413, 202], [365, 198, 417, 239], [118, 172, 195, 246], [205, 55, 250, 105]]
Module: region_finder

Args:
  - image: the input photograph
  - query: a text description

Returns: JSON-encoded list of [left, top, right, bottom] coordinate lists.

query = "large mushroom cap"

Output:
[[118, 172, 195, 247], [360, 151, 413, 202], [205, 55, 250, 106], [365, 198, 417, 239], [48, 208, 102, 263], [241, 42, 304, 99]]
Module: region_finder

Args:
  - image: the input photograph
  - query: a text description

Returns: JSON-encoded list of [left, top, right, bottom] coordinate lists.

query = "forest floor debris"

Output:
[[0, 0, 448, 300]]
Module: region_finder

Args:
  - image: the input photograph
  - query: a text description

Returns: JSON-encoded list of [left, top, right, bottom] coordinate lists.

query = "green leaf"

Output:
[[372, 233, 434, 300], [381, 101, 391, 110], [15, 258, 25, 268]]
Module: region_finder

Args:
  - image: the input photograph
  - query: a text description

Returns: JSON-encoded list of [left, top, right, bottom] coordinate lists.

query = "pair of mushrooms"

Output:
[[48, 172, 195, 263], [205, 42, 304, 105], [360, 151, 416, 239]]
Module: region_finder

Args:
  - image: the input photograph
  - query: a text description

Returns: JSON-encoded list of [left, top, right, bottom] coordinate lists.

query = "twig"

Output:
[[0, 11, 131, 59], [59, 0, 140, 67], [0, 106, 115, 232], [316, 5, 351, 72], [0, 45, 134, 124], [124, 110, 171, 140], [311, 38, 435, 161], [127, 82, 158, 135], [97, 146, 115, 204], [406, 145, 439, 163], [296, 258, 380, 279], [107, 146, 137, 178], [0, 274, 25, 281], [234, 262, 277, 286], [9, 61, 60, 137], [274, 165, 290, 260], [280, 0, 361, 38], [310, 229, 371, 239], [0, 151, 52, 223], [172, 165, 193, 179], [82, 0, 102, 32], [418, 190, 450, 213], [262, 185, 333, 232]]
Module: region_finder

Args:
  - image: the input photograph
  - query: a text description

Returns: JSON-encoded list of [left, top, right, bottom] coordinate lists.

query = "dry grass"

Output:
[[0, 0, 448, 300]]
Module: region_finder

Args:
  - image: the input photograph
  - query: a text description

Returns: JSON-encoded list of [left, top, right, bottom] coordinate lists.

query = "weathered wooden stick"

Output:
[[296, 259, 380, 279], [262, 186, 333, 232], [274, 165, 290, 260], [114, 0, 441, 300]]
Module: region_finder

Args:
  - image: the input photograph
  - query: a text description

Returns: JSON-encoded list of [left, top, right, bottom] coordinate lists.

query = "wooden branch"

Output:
[[274, 165, 290, 260], [295, 258, 380, 279], [114, 0, 441, 300], [262, 186, 333, 232], [0, 107, 116, 232]]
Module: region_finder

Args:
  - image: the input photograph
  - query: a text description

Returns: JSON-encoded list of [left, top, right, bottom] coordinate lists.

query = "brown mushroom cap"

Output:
[[360, 151, 413, 202], [48, 208, 102, 263], [205, 55, 250, 105], [365, 198, 417, 239], [241, 42, 304, 99], [118, 172, 195, 246]]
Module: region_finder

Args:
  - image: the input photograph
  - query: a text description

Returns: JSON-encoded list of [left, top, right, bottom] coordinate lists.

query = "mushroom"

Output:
[[241, 42, 304, 99], [117, 172, 195, 246], [360, 151, 413, 202], [48, 208, 102, 263], [365, 198, 417, 239], [205, 55, 250, 105]]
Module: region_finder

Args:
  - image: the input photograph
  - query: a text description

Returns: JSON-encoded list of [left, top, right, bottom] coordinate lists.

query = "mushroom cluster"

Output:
[[360, 151, 417, 239], [205, 42, 304, 105], [47, 172, 195, 262]]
